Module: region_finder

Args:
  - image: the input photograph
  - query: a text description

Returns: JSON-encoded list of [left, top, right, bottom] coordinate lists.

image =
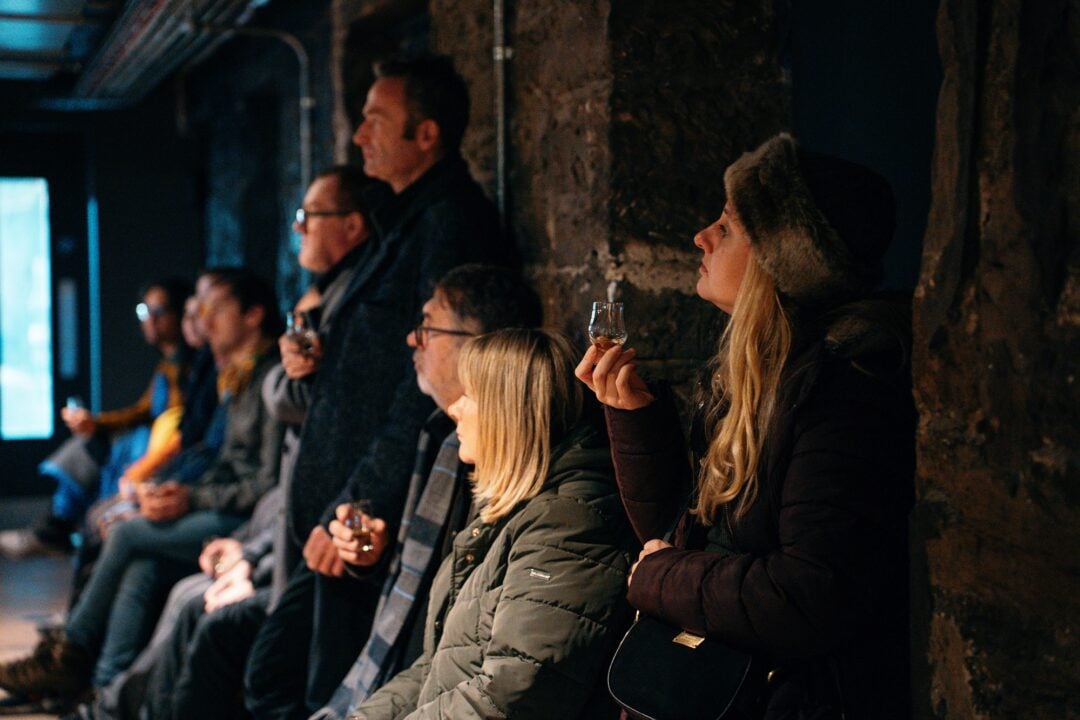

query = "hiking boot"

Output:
[[0, 690, 94, 717], [0, 636, 92, 700], [0, 514, 75, 559], [0, 529, 69, 559], [56, 696, 100, 720]]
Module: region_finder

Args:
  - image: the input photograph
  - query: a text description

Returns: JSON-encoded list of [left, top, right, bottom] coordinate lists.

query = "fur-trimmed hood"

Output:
[[724, 133, 896, 310]]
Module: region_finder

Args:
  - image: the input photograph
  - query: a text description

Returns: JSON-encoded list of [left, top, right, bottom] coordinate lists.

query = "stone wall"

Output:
[[190, 0, 338, 308], [912, 0, 1080, 716], [428, 0, 787, 398], [185, 0, 1080, 715]]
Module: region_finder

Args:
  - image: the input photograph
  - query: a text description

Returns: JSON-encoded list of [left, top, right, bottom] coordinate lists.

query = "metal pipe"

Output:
[[0, 12, 103, 25], [193, 22, 313, 192], [0, 52, 78, 71], [74, 0, 170, 96], [74, 0, 249, 98], [492, 0, 512, 231]]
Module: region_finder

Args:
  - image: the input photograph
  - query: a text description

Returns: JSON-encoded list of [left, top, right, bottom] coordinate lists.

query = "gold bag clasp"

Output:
[[672, 630, 706, 649]]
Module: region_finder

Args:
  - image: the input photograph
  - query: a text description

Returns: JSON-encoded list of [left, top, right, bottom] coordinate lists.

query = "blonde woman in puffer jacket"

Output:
[[351, 328, 636, 720]]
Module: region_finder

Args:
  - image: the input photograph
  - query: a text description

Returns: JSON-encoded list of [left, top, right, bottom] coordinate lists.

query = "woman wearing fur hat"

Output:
[[577, 133, 915, 719]]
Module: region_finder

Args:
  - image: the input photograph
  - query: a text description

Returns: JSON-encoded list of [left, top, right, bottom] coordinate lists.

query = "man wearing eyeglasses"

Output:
[[0, 279, 192, 561], [245, 55, 515, 720], [279, 165, 374, 383], [304, 265, 540, 720]]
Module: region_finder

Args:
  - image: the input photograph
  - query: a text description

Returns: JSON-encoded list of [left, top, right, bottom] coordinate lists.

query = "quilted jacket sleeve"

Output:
[[352, 657, 430, 720], [405, 496, 629, 720]]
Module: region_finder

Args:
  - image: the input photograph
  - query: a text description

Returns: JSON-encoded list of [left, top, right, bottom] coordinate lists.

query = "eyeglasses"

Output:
[[294, 207, 354, 228], [411, 321, 475, 347], [136, 303, 170, 322]]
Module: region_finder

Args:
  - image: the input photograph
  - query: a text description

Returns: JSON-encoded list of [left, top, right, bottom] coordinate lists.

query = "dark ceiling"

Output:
[[0, 0, 267, 115]]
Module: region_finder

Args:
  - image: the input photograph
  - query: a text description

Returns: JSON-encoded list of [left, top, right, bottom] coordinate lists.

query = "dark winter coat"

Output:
[[609, 300, 915, 720], [355, 417, 635, 720], [287, 156, 508, 548]]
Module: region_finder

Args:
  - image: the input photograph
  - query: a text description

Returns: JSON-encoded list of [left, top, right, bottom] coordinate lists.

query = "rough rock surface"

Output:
[[429, 0, 786, 399], [913, 0, 1080, 716]]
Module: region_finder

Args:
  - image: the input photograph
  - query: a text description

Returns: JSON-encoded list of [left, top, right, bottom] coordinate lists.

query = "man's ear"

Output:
[[344, 211, 368, 243], [244, 305, 266, 332], [415, 118, 442, 153]]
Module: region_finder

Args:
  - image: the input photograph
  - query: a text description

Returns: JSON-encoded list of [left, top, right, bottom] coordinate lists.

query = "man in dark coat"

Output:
[[244, 55, 513, 720]]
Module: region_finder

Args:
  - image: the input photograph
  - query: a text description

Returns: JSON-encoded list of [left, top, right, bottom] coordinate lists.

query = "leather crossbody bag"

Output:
[[607, 613, 759, 720]]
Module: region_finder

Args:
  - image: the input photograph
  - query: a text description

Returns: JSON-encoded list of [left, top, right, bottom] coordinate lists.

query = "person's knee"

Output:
[[104, 516, 151, 548]]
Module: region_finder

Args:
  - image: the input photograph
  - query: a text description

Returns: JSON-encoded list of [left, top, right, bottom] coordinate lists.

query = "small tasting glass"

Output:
[[285, 311, 318, 355], [588, 301, 627, 351], [343, 499, 376, 553]]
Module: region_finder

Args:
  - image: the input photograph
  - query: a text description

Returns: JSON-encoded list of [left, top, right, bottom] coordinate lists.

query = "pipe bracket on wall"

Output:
[[493, 0, 512, 232]]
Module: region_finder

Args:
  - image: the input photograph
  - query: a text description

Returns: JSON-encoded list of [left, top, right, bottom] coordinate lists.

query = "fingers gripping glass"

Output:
[[411, 321, 475, 347], [285, 310, 318, 355], [344, 500, 375, 553], [588, 301, 627, 350], [294, 208, 354, 228]]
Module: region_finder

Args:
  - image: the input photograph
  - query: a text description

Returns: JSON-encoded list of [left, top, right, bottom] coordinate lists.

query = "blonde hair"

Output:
[[696, 254, 792, 522], [458, 329, 584, 523]]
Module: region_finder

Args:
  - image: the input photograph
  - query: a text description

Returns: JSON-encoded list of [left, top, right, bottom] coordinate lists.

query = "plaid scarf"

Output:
[[311, 415, 466, 720]]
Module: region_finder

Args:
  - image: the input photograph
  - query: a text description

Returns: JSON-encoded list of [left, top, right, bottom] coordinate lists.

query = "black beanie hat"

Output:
[[723, 133, 896, 308]]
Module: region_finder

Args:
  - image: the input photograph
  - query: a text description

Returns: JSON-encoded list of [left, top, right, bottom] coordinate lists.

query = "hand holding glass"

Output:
[[285, 311, 318, 355], [343, 500, 376, 553], [588, 301, 627, 351]]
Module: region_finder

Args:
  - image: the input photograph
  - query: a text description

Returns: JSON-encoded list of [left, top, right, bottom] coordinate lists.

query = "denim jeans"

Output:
[[92, 573, 215, 720], [92, 557, 191, 686], [65, 511, 245, 686]]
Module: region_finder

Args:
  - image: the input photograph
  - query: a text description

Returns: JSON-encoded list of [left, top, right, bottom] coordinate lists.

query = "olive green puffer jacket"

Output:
[[355, 417, 635, 720]]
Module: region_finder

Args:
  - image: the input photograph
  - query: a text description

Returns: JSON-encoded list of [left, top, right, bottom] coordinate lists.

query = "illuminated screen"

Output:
[[0, 178, 54, 439]]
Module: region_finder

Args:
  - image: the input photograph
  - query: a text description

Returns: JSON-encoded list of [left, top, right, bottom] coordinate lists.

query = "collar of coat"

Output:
[[362, 154, 471, 242], [445, 413, 615, 606], [216, 338, 278, 401]]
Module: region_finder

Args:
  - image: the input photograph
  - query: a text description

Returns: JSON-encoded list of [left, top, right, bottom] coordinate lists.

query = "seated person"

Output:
[[57, 280, 315, 720], [352, 329, 635, 720], [305, 264, 542, 719], [135, 286, 326, 720], [111, 269, 226, 494], [0, 278, 192, 558], [0, 269, 285, 701], [57, 485, 284, 720], [71, 273, 225, 606], [141, 265, 537, 720]]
